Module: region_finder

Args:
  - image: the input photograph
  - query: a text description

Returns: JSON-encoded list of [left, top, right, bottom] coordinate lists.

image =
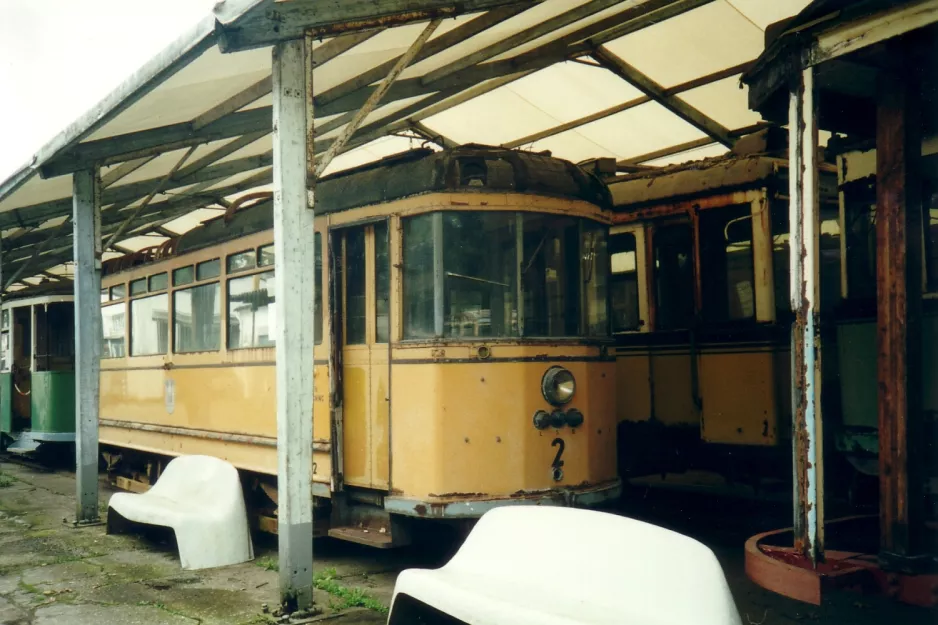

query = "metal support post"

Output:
[[788, 66, 824, 566], [875, 68, 924, 566], [72, 168, 102, 523], [272, 38, 315, 612]]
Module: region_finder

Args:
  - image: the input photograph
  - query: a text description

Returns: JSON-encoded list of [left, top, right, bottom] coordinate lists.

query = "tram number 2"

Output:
[[550, 438, 565, 482]]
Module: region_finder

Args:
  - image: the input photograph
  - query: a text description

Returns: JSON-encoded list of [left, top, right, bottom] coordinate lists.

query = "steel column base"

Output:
[[745, 516, 938, 608]]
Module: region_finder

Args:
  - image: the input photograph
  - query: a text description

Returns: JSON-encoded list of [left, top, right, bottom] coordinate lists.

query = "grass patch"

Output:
[[255, 556, 279, 572], [314, 568, 387, 615], [0, 471, 15, 488]]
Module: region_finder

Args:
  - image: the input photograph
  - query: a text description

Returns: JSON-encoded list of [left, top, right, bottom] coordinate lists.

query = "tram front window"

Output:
[[402, 211, 608, 339]]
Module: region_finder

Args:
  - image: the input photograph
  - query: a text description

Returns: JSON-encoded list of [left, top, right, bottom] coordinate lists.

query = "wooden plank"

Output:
[[812, 0, 938, 64], [315, 18, 442, 177], [875, 68, 924, 560]]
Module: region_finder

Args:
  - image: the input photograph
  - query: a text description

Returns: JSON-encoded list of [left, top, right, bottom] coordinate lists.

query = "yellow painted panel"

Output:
[[615, 353, 651, 423], [99, 425, 332, 482], [342, 346, 371, 487], [650, 352, 697, 427], [390, 358, 616, 500], [699, 351, 777, 445], [371, 345, 390, 489]]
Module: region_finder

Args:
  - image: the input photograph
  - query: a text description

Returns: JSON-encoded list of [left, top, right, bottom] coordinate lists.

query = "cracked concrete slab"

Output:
[[33, 603, 196, 625]]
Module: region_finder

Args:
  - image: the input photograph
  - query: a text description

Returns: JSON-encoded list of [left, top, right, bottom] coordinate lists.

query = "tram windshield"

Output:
[[403, 211, 608, 340]]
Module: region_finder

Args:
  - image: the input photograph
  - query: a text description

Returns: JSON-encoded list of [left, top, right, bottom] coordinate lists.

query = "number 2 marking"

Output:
[[551, 438, 565, 469]]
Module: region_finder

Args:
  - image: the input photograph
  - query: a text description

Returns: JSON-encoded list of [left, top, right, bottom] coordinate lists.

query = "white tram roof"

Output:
[[0, 0, 817, 291]]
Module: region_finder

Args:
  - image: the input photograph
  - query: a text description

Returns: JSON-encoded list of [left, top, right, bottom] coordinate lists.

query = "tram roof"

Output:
[[0, 0, 820, 291]]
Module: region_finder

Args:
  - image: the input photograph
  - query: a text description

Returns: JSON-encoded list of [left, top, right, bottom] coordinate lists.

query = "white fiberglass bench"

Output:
[[389, 506, 742, 625], [107, 455, 254, 570]]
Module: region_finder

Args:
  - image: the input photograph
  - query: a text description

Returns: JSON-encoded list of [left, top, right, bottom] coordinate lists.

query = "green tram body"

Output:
[[0, 288, 76, 452]]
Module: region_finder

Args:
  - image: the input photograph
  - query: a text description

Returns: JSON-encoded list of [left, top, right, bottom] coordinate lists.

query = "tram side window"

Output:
[[699, 205, 755, 323], [610, 232, 640, 332], [653, 224, 694, 331], [446, 212, 517, 338], [174, 283, 221, 353], [314, 233, 323, 345], [375, 222, 390, 343], [34, 303, 74, 371], [403, 214, 437, 339], [772, 202, 843, 315], [582, 221, 609, 336], [102, 304, 126, 358], [227, 271, 275, 349], [130, 294, 169, 356], [345, 227, 367, 345], [924, 181, 938, 293]]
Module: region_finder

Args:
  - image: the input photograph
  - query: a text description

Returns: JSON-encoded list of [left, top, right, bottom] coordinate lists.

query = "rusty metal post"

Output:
[[875, 66, 924, 566], [788, 66, 824, 566]]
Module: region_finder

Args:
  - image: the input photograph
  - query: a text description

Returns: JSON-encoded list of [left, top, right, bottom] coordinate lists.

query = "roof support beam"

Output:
[[615, 122, 767, 166], [103, 146, 197, 250], [100, 156, 157, 188], [591, 45, 735, 147], [421, 0, 623, 85], [215, 0, 539, 51], [2, 217, 71, 290], [314, 4, 529, 106], [315, 18, 442, 177], [503, 61, 751, 149]]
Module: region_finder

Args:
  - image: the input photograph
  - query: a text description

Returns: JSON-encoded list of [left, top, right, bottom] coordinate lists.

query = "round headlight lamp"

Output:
[[541, 366, 576, 406]]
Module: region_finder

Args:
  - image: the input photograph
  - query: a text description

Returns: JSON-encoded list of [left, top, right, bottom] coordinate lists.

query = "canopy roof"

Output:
[[0, 0, 815, 290]]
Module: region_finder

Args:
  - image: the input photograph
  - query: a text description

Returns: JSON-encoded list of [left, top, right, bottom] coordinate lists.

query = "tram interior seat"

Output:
[[388, 506, 741, 625], [106, 455, 254, 570]]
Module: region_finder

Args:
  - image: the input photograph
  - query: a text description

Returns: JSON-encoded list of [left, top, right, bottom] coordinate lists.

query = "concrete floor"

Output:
[[0, 458, 933, 625]]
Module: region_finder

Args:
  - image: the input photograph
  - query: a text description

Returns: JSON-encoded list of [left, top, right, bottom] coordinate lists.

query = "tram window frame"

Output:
[[130, 293, 169, 356], [774, 200, 845, 313], [173, 265, 195, 286], [227, 249, 256, 274], [314, 233, 322, 345], [101, 302, 127, 359], [110, 284, 126, 300], [699, 204, 756, 324], [226, 270, 276, 349], [401, 210, 608, 340], [258, 244, 275, 268], [197, 258, 221, 281], [610, 231, 641, 333], [174, 281, 222, 353], [652, 222, 695, 331], [129, 278, 147, 296], [149, 272, 168, 292], [345, 227, 367, 345], [923, 179, 938, 294]]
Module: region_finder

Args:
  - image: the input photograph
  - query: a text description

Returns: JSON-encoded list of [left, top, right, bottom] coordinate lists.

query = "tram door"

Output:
[[10, 306, 32, 428], [336, 221, 391, 490]]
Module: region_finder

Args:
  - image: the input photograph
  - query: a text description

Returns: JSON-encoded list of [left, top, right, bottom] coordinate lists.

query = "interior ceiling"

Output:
[[0, 0, 815, 291]]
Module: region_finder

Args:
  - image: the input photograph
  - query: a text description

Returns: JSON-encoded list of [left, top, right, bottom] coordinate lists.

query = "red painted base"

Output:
[[745, 516, 937, 608]]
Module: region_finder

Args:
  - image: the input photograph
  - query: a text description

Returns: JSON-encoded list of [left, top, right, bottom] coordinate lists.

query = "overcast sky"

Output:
[[0, 0, 217, 180]]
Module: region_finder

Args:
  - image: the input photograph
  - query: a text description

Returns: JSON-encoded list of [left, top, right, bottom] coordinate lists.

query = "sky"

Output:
[[0, 0, 217, 180]]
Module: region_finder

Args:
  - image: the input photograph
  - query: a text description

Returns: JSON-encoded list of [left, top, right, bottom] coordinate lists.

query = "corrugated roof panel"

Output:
[[603, 0, 764, 89], [506, 61, 643, 120], [0, 170, 73, 212], [642, 142, 728, 166], [525, 131, 619, 164], [162, 207, 225, 235]]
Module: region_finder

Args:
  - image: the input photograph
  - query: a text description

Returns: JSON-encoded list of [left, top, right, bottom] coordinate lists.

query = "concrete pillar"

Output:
[[72, 168, 102, 523], [788, 67, 824, 566], [272, 37, 315, 611]]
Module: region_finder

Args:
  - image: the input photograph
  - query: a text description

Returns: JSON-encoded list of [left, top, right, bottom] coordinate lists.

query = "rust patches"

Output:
[[307, 8, 457, 38]]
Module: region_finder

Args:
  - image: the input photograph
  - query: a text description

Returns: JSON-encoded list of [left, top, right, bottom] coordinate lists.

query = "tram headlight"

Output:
[[541, 366, 575, 406]]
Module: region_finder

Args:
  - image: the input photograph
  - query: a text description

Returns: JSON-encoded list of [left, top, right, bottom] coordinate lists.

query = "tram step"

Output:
[[5, 433, 40, 454], [328, 526, 396, 549]]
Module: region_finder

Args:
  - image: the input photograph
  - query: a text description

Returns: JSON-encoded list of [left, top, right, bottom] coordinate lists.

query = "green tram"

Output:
[[0, 286, 76, 453]]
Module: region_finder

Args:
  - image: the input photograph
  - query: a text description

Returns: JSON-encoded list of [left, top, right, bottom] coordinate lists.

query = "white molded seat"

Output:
[[107, 455, 254, 570], [390, 506, 742, 625]]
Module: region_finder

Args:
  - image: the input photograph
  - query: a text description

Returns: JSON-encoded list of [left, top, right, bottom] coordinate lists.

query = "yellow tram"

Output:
[[605, 144, 840, 488], [99, 145, 619, 545]]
